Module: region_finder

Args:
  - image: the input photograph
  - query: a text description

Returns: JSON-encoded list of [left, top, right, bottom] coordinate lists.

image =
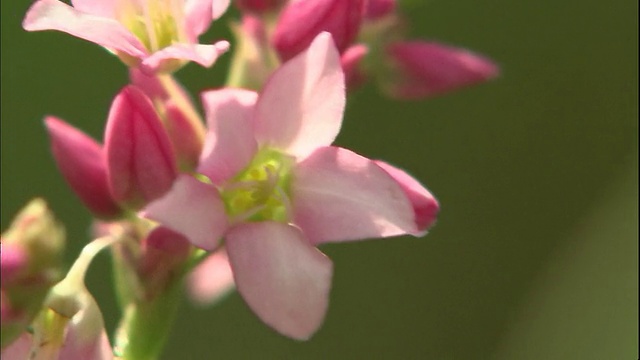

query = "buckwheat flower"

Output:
[[23, 0, 231, 73], [144, 33, 439, 340]]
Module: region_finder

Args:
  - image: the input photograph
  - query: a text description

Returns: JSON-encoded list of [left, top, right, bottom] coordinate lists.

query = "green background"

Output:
[[1, 0, 637, 359]]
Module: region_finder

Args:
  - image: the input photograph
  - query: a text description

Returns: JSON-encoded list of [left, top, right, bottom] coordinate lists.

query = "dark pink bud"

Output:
[[130, 69, 205, 172], [272, 0, 366, 61], [341, 44, 369, 90], [45, 117, 123, 219], [365, 0, 396, 20], [104, 86, 178, 209], [385, 41, 499, 99], [138, 227, 191, 297], [235, 0, 286, 14]]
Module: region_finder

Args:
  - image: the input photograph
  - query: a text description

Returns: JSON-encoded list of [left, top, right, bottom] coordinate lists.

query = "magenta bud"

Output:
[[129, 69, 205, 172], [104, 86, 178, 209], [138, 227, 191, 297], [235, 0, 286, 14], [365, 0, 396, 20], [385, 41, 500, 99], [341, 44, 369, 90], [45, 117, 123, 219], [272, 0, 366, 61]]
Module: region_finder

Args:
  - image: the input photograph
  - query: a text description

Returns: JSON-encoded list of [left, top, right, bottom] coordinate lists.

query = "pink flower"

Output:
[[384, 41, 500, 99], [144, 33, 439, 339], [272, 0, 366, 61], [23, 0, 231, 73]]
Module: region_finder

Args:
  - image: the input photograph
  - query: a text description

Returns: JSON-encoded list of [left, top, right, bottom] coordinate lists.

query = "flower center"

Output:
[[117, 0, 184, 52], [220, 149, 295, 223]]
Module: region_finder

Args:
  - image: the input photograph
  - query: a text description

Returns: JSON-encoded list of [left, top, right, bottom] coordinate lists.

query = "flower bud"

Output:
[[365, 0, 396, 20], [105, 86, 178, 209], [341, 44, 369, 90], [0, 199, 65, 348], [383, 41, 500, 99], [272, 0, 366, 61], [45, 117, 123, 219], [23, 237, 116, 359], [130, 70, 206, 172]]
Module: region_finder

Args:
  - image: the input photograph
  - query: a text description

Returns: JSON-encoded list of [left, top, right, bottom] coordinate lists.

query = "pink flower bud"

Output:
[[272, 0, 366, 61], [385, 41, 500, 99], [45, 117, 123, 219], [105, 86, 178, 209], [235, 0, 286, 14], [0, 199, 65, 348], [129, 69, 206, 172], [138, 226, 191, 298], [340, 44, 369, 90], [365, 0, 396, 20]]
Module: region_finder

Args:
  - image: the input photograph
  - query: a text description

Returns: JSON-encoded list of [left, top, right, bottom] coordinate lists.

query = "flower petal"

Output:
[[253, 32, 345, 158], [198, 89, 259, 184], [293, 146, 418, 244], [187, 249, 235, 305], [374, 161, 440, 235], [212, 0, 231, 20], [139, 41, 230, 74], [23, 0, 147, 58], [142, 175, 228, 251], [226, 222, 333, 340], [70, 0, 116, 17]]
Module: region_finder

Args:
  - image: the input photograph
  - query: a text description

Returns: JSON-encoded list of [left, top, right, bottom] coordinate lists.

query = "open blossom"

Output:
[[22, 0, 231, 73], [144, 33, 439, 339]]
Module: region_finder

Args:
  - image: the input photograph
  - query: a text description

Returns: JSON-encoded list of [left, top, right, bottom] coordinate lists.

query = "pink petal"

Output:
[[254, 32, 345, 158], [374, 161, 440, 235], [293, 146, 418, 244], [386, 41, 499, 99], [272, 0, 365, 61], [0, 243, 28, 285], [364, 0, 396, 19], [139, 41, 230, 74], [198, 89, 259, 184], [187, 249, 235, 305], [235, 0, 287, 14], [71, 0, 116, 17], [183, 0, 213, 40], [143, 175, 228, 251], [226, 222, 333, 340], [23, 0, 146, 58], [104, 86, 177, 208], [1, 332, 33, 359], [45, 116, 122, 219], [212, 0, 231, 20]]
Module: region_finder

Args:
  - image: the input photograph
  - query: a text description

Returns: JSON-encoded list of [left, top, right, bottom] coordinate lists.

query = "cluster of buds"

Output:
[[5, 0, 499, 357]]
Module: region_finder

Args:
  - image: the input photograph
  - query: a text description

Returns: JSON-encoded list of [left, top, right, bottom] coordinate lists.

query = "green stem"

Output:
[[113, 278, 183, 360]]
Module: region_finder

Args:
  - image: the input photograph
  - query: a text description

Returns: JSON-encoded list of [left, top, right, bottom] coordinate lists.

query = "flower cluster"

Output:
[[3, 0, 498, 358]]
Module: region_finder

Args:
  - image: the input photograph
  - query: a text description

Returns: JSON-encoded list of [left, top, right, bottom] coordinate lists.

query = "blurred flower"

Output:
[[187, 249, 235, 305], [22, 0, 231, 73], [144, 33, 439, 339], [383, 41, 500, 99], [0, 199, 65, 349]]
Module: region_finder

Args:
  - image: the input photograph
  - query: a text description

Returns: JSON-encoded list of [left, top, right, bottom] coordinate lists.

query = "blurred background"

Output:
[[1, 0, 637, 359]]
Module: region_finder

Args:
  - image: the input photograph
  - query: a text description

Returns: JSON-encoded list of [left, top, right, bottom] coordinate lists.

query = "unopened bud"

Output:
[[0, 199, 65, 348], [272, 0, 366, 61], [105, 86, 178, 209]]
